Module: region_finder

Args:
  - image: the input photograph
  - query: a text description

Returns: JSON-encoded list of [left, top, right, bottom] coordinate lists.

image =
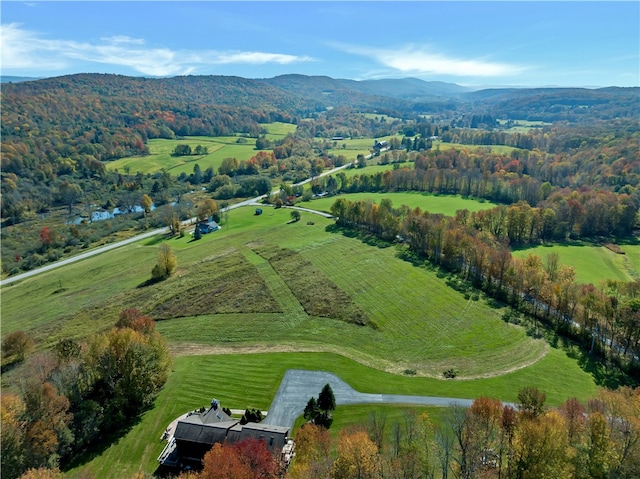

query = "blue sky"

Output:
[[1, 1, 638, 87]]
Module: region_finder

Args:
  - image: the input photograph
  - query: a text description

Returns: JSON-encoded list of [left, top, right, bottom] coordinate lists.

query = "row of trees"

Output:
[[330, 197, 640, 369], [1, 309, 171, 479], [327, 163, 637, 240], [288, 386, 640, 479], [172, 144, 209, 156]]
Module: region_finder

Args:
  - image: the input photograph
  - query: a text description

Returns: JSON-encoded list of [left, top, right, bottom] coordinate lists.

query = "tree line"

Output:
[[286, 386, 639, 479]]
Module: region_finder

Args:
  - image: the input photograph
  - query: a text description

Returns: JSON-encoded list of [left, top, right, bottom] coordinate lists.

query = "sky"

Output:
[[1, 1, 638, 88]]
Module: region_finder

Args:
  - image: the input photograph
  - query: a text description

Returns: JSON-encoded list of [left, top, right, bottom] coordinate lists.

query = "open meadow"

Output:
[[307, 191, 500, 217], [105, 122, 297, 175], [432, 140, 521, 155], [512, 241, 639, 285], [2, 205, 601, 478]]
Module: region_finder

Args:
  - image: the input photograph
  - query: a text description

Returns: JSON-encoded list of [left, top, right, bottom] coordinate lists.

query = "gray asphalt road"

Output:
[[1, 163, 351, 288], [262, 370, 512, 429], [0, 227, 168, 287]]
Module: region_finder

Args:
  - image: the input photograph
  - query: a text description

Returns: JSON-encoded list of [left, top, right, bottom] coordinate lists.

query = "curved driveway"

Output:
[[262, 370, 514, 429]]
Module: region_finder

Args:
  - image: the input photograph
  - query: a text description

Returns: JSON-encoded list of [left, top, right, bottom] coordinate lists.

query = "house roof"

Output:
[[161, 401, 292, 467], [174, 420, 236, 445]]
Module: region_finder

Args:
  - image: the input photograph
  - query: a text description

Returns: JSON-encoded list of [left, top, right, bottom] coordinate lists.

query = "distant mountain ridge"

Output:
[[3, 72, 637, 126], [0, 75, 42, 83], [342, 77, 474, 99]]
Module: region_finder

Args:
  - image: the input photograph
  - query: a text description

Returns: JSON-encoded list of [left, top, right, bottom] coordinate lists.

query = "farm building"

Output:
[[373, 139, 388, 150], [157, 399, 294, 470]]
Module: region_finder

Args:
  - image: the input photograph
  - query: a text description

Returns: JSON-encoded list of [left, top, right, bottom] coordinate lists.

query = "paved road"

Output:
[[0, 227, 169, 287], [1, 163, 351, 288], [262, 370, 515, 429]]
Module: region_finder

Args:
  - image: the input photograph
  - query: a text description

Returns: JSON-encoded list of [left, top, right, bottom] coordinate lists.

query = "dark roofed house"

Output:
[[197, 219, 220, 234], [158, 399, 294, 471]]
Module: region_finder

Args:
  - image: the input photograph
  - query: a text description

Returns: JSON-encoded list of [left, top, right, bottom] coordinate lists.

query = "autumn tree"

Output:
[[141, 193, 153, 216], [152, 243, 177, 280], [86, 323, 171, 430], [331, 428, 381, 479], [199, 443, 251, 479], [2, 331, 35, 362], [159, 204, 181, 235], [593, 386, 640, 477], [1, 393, 27, 478], [18, 468, 64, 479], [57, 181, 82, 214], [22, 382, 72, 470], [233, 437, 280, 479], [517, 386, 546, 419], [197, 198, 219, 222], [115, 308, 156, 335], [511, 410, 573, 479], [289, 423, 332, 479]]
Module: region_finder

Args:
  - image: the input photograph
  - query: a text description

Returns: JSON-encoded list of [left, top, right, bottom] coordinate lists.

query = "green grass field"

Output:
[[106, 136, 258, 175], [307, 191, 500, 217], [497, 119, 552, 133], [3, 205, 544, 379], [260, 121, 297, 138], [0, 204, 607, 479], [106, 122, 297, 175], [66, 349, 596, 478], [432, 140, 521, 155], [512, 242, 638, 285]]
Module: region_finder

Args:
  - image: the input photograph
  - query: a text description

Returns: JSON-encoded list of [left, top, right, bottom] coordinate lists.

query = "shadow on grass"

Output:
[[61, 413, 145, 473], [512, 314, 639, 389], [617, 236, 640, 246], [144, 233, 176, 247], [509, 239, 588, 253], [324, 224, 393, 249], [137, 276, 165, 288]]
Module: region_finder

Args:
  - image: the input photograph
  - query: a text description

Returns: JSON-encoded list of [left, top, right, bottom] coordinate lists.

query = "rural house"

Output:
[[157, 399, 294, 470], [197, 219, 220, 234]]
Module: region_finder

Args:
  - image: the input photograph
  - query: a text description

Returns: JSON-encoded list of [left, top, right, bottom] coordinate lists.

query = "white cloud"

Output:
[[0, 23, 314, 76], [338, 43, 528, 78], [215, 52, 314, 65]]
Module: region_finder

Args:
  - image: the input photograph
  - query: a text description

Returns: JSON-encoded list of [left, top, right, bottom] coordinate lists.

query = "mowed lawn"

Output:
[[67, 350, 596, 479], [307, 191, 500, 217], [512, 242, 637, 285], [2, 205, 601, 479]]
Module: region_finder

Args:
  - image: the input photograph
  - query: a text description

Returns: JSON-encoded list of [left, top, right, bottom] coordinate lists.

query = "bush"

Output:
[[2, 331, 34, 361], [443, 368, 458, 379]]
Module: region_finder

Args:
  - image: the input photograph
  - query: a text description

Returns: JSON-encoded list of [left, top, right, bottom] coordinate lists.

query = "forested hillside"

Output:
[[1, 73, 638, 277]]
